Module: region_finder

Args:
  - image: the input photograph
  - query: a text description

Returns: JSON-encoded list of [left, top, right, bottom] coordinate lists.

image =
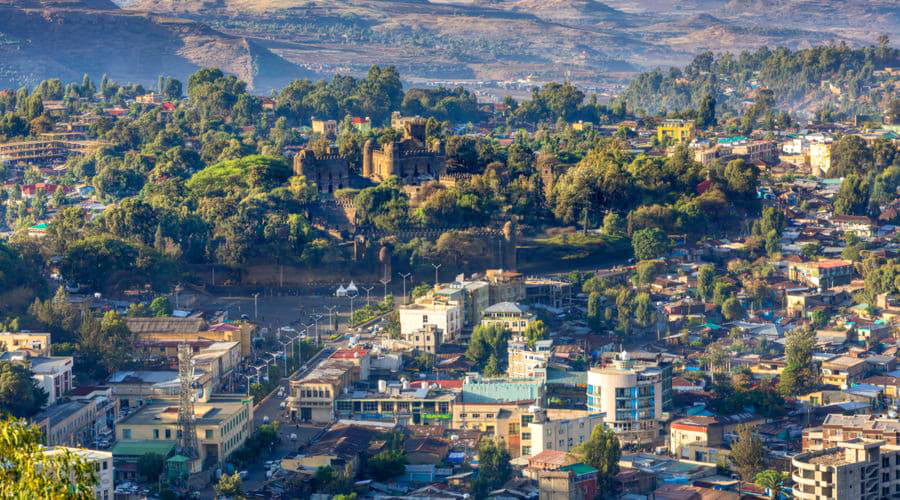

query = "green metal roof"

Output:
[[717, 136, 748, 144], [561, 463, 598, 476], [111, 440, 176, 457], [166, 454, 190, 463], [461, 380, 541, 403], [547, 369, 587, 386]]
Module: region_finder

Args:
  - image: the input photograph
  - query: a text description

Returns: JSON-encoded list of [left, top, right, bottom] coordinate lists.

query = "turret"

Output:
[[362, 139, 375, 178]]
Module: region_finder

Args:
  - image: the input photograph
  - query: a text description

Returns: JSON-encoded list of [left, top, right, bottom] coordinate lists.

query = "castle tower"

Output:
[[362, 139, 375, 178]]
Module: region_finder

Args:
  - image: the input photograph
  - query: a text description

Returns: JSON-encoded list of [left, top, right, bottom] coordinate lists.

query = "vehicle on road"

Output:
[[290, 433, 298, 441], [263, 416, 270, 424]]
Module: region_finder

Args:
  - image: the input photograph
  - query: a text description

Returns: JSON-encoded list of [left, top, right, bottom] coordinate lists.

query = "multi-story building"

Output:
[[792, 439, 900, 500], [453, 379, 543, 457], [586, 351, 672, 446], [399, 296, 463, 341], [333, 381, 456, 426], [731, 140, 778, 162], [44, 447, 114, 500], [289, 355, 359, 423], [804, 414, 900, 451], [2, 351, 74, 405], [657, 120, 694, 144], [508, 340, 552, 380], [33, 399, 99, 447], [485, 269, 526, 305], [311, 118, 338, 137], [788, 259, 854, 289], [809, 142, 832, 176], [363, 115, 446, 184], [126, 317, 254, 358], [480, 302, 536, 335], [527, 407, 606, 457], [0, 331, 51, 355], [822, 355, 868, 389], [433, 279, 490, 326], [107, 369, 215, 408], [116, 395, 253, 467], [524, 276, 573, 309], [401, 324, 442, 354], [669, 416, 728, 463]]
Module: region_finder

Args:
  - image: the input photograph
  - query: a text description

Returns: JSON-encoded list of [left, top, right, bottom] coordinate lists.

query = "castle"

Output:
[[293, 148, 351, 193], [362, 113, 446, 183]]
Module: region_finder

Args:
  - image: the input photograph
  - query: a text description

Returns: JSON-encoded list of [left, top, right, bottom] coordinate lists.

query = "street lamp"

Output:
[[379, 278, 391, 303], [398, 272, 412, 304], [324, 305, 337, 332], [253, 292, 260, 320], [362, 286, 375, 307], [174, 283, 183, 310], [345, 282, 359, 326], [431, 263, 442, 286]]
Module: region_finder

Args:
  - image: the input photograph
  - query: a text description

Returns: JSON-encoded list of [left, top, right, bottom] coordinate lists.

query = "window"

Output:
[[522, 432, 531, 440], [205, 429, 213, 439], [102, 461, 108, 470], [122, 429, 131, 439], [165, 429, 171, 439], [153, 429, 159, 439], [472, 413, 480, 418]]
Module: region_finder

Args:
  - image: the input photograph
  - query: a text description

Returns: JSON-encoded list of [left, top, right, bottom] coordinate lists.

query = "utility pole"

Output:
[[398, 272, 411, 304], [253, 292, 260, 320]]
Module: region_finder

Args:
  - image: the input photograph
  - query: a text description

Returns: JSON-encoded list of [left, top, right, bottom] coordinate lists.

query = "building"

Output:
[[107, 370, 215, 408], [33, 399, 99, 447], [832, 215, 876, 238], [2, 351, 75, 405], [192, 341, 242, 392], [524, 276, 573, 309], [289, 356, 357, 423], [401, 324, 442, 354], [110, 440, 175, 481], [434, 279, 490, 326], [538, 464, 598, 500], [116, 395, 253, 467], [586, 351, 672, 446], [399, 296, 463, 342], [821, 355, 868, 389], [351, 116, 372, 133], [333, 382, 456, 426], [669, 416, 728, 463], [44, 447, 114, 500], [810, 142, 832, 176], [328, 348, 372, 381], [292, 148, 351, 193], [0, 331, 51, 355], [508, 340, 552, 380], [527, 407, 606, 457], [731, 140, 778, 162], [792, 439, 900, 500], [311, 118, 338, 137], [788, 260, 854, 289], [126, 317, 254, 358], [485, 269, 526, 305], [804, 414, 900, 451], [480, 302, 536, 335], [362, 115, 446, 183], [657, 120, 694, 144], [453, 379, 543, 457]]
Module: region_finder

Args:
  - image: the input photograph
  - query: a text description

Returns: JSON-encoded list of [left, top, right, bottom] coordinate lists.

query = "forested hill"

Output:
[[623, 42, 899, 121]]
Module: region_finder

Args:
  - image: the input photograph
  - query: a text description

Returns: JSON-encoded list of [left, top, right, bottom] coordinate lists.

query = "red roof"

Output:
[[351, 117, 369, 124], [330, 348, 370, 360], [696, 179, 713, 194], [161, 102, 176, 111]]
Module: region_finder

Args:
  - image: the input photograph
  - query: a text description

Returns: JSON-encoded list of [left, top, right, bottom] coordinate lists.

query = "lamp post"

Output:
[[345, 281, 359, 327], [379, 278, 391, 304], [304, 323, 315, 347], [324, 305, 337, 332], [253, 292, 260, 320], [362, 286, 375, 307], [313, 314, 323, 345], [398, 272, 411, 304], [431, 263, 442, 286], [174, 283, 183, 310]]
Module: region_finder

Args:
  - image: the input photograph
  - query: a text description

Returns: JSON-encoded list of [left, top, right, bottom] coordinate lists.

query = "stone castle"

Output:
[[292, 147, 351, 193], [362, 113, 446, 183]]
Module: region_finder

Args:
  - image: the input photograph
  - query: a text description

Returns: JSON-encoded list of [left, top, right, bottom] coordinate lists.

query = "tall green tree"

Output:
[[473, 439, 512, 499], [730, 424, 765, 481], [778, 328, 817, 396], [571, 425, 621, 491], [631, 227, 670, 260], [0, 362, 48, 418]]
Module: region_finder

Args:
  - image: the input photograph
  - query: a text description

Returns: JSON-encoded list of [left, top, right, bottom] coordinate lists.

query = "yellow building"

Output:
[[480, 302, 536, 335], [809, 142, 832, 177], [0, 331, 51, 355], [311, 118, 338, 137], [657, 120, 694, 144], [822, 356, 868, 389], [116, 395, 253, 467], [125, 318, 254, 358]]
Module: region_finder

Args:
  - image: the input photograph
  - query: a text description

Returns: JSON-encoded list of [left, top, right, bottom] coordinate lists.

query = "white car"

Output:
[[290, 433, 298, 441], [263, 416, 270, 424]]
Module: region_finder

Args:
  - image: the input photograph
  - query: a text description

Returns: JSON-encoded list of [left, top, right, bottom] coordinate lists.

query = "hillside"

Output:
[[0, 1, 311, 91], [123, 0, 898, 88]]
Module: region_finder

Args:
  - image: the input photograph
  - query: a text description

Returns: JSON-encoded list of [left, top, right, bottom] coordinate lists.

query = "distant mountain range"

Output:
[[0, 0, 897, 92], [0, 0, 312, 91]]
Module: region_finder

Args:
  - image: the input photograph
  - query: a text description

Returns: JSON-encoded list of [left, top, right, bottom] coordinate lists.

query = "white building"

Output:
[[399, 296, 462, 341], [43, 446, 114, 500], [527, 407, 606, 457], [586, 351, 672, 446], [1, 351, 73, 405]]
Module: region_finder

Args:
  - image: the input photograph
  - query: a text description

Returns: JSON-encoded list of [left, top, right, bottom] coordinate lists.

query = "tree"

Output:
[[523, 320, 549, 349], [149, 297, 172, 317], [367, 449, 407, 481], [0, 417, 97, 498], [696, 264, 716, 301], [834, 174, 872, 216], [215, 472, 245, 499], [483, 355, 502, 377], [778, 328, 817, 396], [730, 424, 765, 481], [631, 227, 670, 260], [473, 439, 512, 499], [696, 93, 716, 129], [721, 298, 745, 321], [601, 212, 626, 237], [0, 362, 48, 418], [754, 469, 788, 500], [571, 425, 621, 491], [137, 452, 165, 483]]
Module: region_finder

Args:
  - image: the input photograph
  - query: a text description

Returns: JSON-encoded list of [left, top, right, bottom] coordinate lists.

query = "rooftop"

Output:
[[110, 440, 176, 457], [118, 395, 250, 427], [33, 400, 93, 427], [460, 380, 541, 403], [124, 317, 205, 334]]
